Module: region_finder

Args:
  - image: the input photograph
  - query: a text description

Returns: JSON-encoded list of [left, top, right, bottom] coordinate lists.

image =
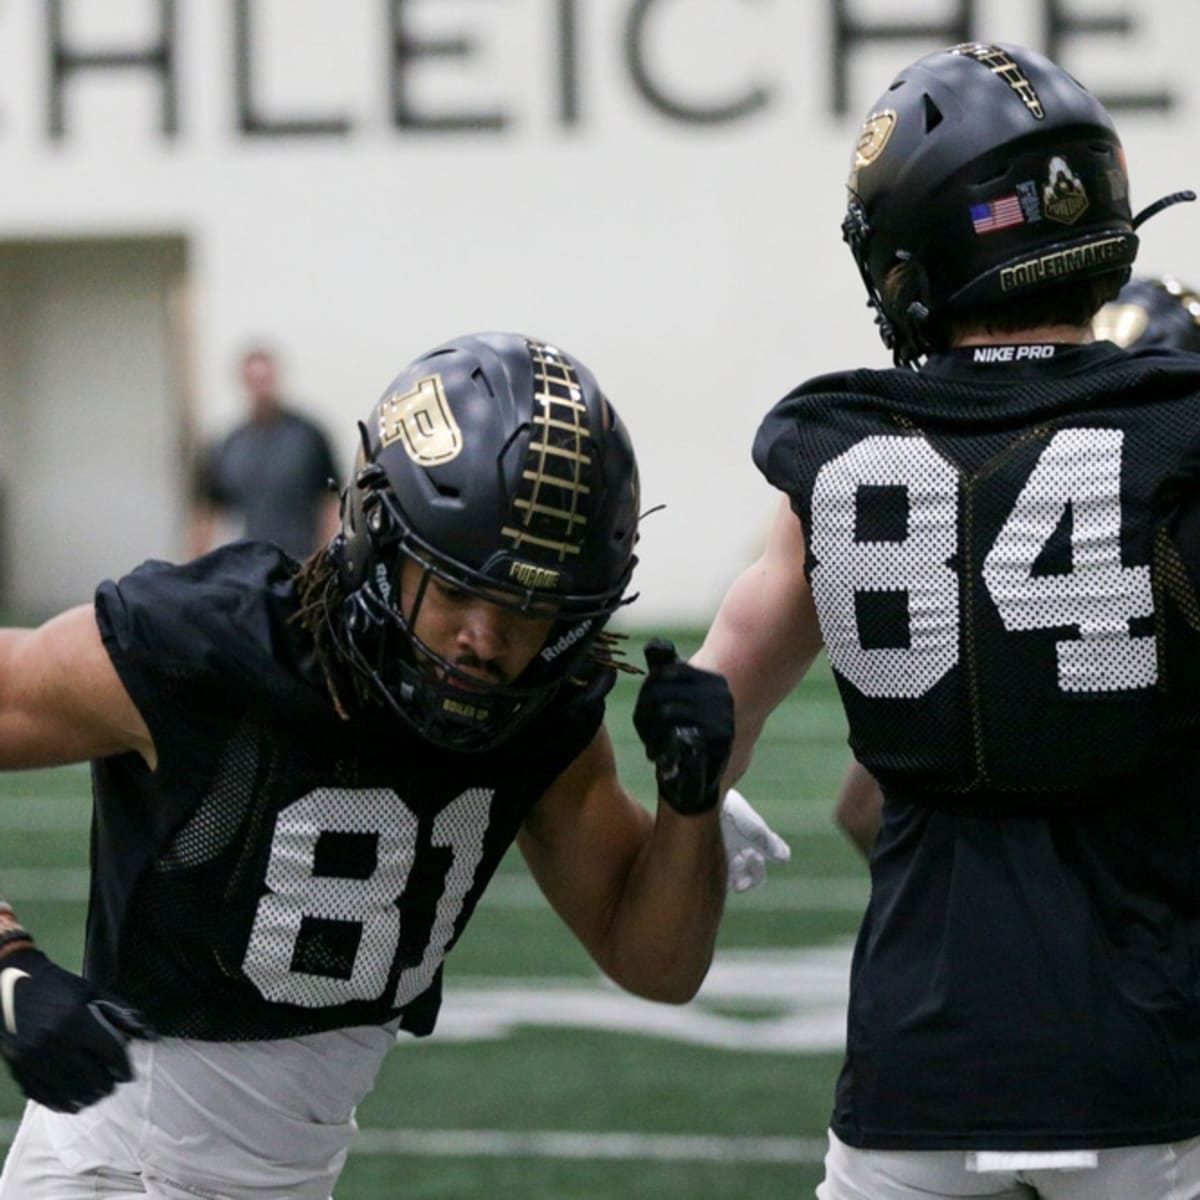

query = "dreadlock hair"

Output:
[[291, 547, 359, 720]]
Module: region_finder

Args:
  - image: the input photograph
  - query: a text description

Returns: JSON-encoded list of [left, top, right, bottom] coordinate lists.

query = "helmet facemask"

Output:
[[336, 483, 626, 751]]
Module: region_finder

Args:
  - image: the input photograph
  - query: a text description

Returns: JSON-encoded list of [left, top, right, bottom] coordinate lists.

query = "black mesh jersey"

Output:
[[88, 542, 605, 1042], [755, 342, 1200, 1148]]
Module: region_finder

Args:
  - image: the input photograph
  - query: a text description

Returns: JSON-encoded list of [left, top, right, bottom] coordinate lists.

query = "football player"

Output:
[[0, 332, 741, 1199], [693, 42, 1200, 1199], [1093, 273, 1200, 354], [835, 271, 1200, 860]]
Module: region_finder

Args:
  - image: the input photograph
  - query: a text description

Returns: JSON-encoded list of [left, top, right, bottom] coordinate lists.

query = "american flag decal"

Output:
[[970, 195, 1025, 234]]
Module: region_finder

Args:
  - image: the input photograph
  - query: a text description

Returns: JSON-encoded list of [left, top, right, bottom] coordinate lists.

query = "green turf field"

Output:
[[0, 636, 864, 1199]]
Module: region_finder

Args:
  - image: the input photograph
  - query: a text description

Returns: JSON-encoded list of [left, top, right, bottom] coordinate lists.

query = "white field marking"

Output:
[[0, 868, 90, 901], [483, 875, 868, 912], [0, 804, 93, 832], [0, 1119, 828, 1164], [426, 943, 853, 1052], [0, 801, 844, 840], [0, 801, 847, 839], [350, 1128, 829, 1163], [0, 868, 869, 911]]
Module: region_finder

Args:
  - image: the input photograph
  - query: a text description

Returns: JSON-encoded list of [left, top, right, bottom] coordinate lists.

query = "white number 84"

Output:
[[809, 429, 1155, 698]]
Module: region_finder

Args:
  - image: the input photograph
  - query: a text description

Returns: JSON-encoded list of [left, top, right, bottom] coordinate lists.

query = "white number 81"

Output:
[[243, 787, 491, 1009]]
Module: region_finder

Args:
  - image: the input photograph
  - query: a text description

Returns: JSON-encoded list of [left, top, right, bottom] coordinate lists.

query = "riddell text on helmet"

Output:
[[1000, 236, 1129, 292]]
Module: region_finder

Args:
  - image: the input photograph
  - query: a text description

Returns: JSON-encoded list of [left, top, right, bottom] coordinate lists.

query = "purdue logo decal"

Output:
[[1043, 156, 1089, 225], [379, 374, 463, 466], [855, 111, 896, 168], [509, 561, 562, 590], [849, 110, 896, 189]]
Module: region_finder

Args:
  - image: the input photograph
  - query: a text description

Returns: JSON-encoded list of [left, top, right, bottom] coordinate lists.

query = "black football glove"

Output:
[[0, 946, 155, 1113], [633, 639, 734, 816]]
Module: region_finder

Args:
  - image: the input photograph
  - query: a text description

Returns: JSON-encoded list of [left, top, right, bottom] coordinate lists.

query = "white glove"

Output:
[[720, 788, 791, 893]]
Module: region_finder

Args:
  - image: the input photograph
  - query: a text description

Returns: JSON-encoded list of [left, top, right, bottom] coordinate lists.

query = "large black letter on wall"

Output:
[[47, 0, 178, 139], [829, 0, 974, 116], [557, 0, 581, 127], [235, 0, 350, 136], [625, 0, 770, 125], [1043, 0, 1172, 113], [390, 0, 507, 132]]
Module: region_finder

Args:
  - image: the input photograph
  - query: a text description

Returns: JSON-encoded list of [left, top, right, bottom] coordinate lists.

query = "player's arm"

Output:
[[186, 445, 222, 559], [692, 496, 824, 785], [0, 605, 156, 1112], [0, 604, 154, 770], [835, 758, 884, 858], [186, 503, 218, 559], [519, 650, 733, 1003]]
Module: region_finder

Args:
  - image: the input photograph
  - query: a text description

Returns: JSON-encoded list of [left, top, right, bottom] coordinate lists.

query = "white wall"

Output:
[[0, 0, 1196, 622], [0, 239, 187, 612]]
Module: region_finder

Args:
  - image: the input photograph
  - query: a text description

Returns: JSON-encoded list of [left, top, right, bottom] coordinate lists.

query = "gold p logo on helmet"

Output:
[[380, 374, 463, 466], [849, 110, 897, 190]]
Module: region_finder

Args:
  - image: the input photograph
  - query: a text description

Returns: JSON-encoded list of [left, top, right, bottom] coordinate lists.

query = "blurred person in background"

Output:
[[835, 272, 1200, 859], [189, 345, 341, 560], [0, 332, 757, 1200], [692, 40, 1200, 1199]]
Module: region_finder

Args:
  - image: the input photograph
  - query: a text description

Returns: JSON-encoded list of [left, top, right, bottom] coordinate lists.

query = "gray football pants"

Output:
[[0, 1102, 336, 1200], [818, 1128, 1200, 1199]]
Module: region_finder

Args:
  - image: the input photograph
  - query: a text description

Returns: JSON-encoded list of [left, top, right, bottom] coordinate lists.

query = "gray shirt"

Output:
[[199, 408, 338, 558]]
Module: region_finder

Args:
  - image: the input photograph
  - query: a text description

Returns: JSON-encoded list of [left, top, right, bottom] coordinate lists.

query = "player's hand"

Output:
[[0, 946, 155, 1113], [633, 639, 733, 816], [721, 788, 791, 893]]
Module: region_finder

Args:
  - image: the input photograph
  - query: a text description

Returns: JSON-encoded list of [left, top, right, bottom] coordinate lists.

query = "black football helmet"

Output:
[[331, 332, 640, 751], [844, 42, 1193, 364], [1093, 276, 1200, 353]]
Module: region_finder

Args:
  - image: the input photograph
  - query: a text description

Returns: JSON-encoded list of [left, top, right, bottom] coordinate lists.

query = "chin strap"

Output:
[[1132, 189, 1197, 230]]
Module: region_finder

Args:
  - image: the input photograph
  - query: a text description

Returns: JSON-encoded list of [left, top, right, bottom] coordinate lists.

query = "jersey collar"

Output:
[[922, 340, 1126, 381]]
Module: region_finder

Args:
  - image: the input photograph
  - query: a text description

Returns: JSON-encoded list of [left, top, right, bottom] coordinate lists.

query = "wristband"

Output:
[[0, 927, 34, 960]]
